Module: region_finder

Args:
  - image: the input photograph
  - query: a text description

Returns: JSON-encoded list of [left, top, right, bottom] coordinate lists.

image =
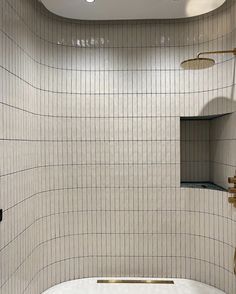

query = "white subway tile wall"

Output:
[[0, 0, 235, 294]]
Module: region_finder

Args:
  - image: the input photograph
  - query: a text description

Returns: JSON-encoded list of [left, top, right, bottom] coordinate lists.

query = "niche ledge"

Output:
[[181, 181, 226, 192]]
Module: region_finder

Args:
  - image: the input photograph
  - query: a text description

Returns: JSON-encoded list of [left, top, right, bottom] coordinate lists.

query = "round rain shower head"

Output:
[[181, 57, 215, 70]]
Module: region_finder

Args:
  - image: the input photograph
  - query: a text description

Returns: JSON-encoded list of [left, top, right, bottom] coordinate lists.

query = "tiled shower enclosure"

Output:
[[0, 0, 235, 293]]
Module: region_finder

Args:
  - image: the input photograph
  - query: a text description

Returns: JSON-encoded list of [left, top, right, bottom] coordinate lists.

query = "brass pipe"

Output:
[[228, 177, 236, 184], [228, 197, 236, 206], [197, 48, 236, 58], [228, 175, 236, 208], [234, 248, 236, 276]]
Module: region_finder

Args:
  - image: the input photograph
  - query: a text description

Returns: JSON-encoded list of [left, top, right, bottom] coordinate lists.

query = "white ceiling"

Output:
[[41, 0, 226, 20]]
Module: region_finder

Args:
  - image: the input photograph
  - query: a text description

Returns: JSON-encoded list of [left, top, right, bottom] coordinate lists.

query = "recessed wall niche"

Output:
[[180, 113, 233, 191]]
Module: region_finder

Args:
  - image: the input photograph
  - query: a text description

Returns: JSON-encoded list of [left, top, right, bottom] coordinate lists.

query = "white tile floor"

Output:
[[42, 278, 226, 294]]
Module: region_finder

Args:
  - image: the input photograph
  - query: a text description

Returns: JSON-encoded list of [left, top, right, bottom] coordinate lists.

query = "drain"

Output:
[[97, 279, 174, 284]]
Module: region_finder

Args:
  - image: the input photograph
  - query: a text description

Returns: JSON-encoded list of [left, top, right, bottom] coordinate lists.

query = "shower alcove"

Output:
[[0, 0, 235, 294]]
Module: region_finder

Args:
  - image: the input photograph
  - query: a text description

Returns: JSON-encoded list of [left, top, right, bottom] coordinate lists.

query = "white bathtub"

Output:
[[42, 277, 225, 294]]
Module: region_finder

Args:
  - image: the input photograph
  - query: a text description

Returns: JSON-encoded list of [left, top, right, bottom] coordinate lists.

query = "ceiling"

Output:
[[41, 0, 226, 21]]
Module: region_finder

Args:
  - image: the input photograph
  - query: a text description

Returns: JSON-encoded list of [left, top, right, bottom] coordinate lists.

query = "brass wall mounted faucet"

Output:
[[228, 175, 236, 208]]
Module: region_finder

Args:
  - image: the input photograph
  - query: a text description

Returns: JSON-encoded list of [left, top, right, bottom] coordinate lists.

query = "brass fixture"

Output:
[[228, 175, 236, 208], [181, 48, 236, 70], [234, 248, 236, 276], [97, 279, 174, 284]]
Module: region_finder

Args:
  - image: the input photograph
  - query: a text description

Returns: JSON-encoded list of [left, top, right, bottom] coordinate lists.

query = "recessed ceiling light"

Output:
[[85, 0, 95, 3]]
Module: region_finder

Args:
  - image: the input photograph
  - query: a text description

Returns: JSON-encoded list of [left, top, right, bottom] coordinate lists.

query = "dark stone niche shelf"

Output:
[[181, 182, 226, 192]]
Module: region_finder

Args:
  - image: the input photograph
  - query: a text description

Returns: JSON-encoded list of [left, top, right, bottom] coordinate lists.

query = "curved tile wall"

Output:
[[0, 0, 39, 293], [0, 0, 235, 293]]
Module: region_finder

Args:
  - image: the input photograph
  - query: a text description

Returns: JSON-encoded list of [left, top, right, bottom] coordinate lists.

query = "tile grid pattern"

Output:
[[0, 0, 235, 294]]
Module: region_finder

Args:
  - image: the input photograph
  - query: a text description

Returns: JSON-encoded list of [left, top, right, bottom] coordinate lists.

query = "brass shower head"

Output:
[[181, 57, 215, 70], [181, 48, 236, 70]]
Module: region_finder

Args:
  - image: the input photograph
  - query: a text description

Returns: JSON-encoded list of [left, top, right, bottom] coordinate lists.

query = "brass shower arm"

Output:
[[197, 48, 236, 58]]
